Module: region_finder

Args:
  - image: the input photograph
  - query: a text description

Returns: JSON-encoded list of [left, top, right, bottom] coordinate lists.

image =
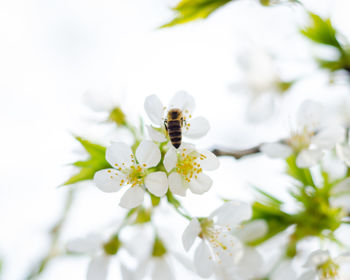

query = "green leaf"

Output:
[[286, 154, 316, 188], [252, 186, 283, 206], [301, 13, 342, 50], [249, 201, 292, 246], [161, 0, 232, 28], [63, 137, 109, 186], [316, 57, 346, 72]]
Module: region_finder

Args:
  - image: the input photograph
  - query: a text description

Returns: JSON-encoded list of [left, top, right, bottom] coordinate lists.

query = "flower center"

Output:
[[125, 165, 146, 187], [176, 150, 205, 182], [289, 127, 314, 152], [199, 219, 232, 253], [318, 259, 340, 280], [113, 155, 147, 187]]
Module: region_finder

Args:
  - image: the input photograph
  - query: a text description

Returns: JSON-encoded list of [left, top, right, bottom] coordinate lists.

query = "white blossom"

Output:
[[182, 201, 252, 278], [67, 233, 111, 280], [232, 49, 290, 122], [144, 91, 210, 144], [298, 250, 350, 280], [163, 145, 219, 196], [261, 100, 345, 168], [94, 140, 168, 208]]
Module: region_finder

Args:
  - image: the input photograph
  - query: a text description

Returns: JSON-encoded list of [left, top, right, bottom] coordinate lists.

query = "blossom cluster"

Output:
[[94, 92, 218, 208], [65, 93, 350, 280]]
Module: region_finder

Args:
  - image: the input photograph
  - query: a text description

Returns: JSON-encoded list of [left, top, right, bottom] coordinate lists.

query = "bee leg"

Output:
[[181, 117, 186, 127], [164, 120, 168, 131]]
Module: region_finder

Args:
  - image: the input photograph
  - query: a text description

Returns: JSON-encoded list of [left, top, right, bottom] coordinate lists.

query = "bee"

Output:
[[164, 108, 184, 149]]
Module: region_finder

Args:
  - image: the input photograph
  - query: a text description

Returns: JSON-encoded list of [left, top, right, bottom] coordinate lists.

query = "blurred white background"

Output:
[[1, 0, 350, 279]]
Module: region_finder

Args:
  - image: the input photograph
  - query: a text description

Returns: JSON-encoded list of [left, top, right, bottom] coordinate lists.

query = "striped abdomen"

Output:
[[168, 120, 182, 148], [167, 109, 183, 149]]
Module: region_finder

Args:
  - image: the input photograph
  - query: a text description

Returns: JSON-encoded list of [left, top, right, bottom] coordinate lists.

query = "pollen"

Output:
[[176, 151, 203, 182]]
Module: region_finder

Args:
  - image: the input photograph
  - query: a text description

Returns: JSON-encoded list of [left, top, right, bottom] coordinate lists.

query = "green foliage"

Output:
[[301, 12, 350, 76], [249, 155, 346, 252], [301, 13, 342, 49], [63, 137, 109, 185], [286, 154, 315, 187], [161, 0, 232, 28], [250, 199, 292, 246]]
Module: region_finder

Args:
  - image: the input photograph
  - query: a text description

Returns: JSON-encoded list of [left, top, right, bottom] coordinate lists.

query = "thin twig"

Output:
[[26, 188, 75, 280], [212, 145, 262, 159]]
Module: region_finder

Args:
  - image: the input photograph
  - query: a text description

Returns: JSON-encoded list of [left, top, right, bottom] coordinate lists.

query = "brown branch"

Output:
[[212, 145, 262, 159], [212, 138, 289, 159]]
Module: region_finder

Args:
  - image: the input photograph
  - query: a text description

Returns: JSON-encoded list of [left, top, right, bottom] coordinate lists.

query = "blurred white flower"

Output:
[[298, 250, 350, 280], [121, 235, 193, 280], [261, 100, 345, 168], [232, 49, 292, 122], [270, 261, 297, 280], [163, 145, 219, 196], [67, 233, 112, 280], [94, 140, 168, 208], [182, 201, 252, 278], [83, 90, 127, 126], [121, 253, 193, 280], [144, 91, 210, 144], [331, 177, 350, 212]]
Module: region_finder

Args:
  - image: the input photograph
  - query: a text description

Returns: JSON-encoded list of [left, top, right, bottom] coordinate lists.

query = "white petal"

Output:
[[94, 169, 124, 193], [152, 258, 174, 280], [260, 142, 292, 159], [234, 219, 268, 243], [245, 93, 275, 123], [106, 142, 133, 168], [296, 149, 323, 168], [135, 140, 161, 168], [182, 218, 201, 251], [332, 177, 350, 195], [235, 247, 264, 279], [197, 150, 219, 171], [334, 252, 350, 264], [194, 241, 213, 278], [210, 233, 243, 266], [184, 117, 210, 139], [210, 200, 252, 227], [146, 125, 167, 143], [296, 100, 324, 130], [168, 172, 187, 196], [119, 186, 145, 209], [311, 125, 345, 149], [66, 233, 102, 254], [336, 144, 350, 166], [171, 251, 194, 271], [83, 90, 116, 112], [145, 172, 168, 197], [120, 263, 137, 280], [188, 173, 212, 194], [163, 148, 178, 172], [304, 250, 330, 267], [87, 255, 110, 280], [297, 270, 317, 280], [169, 91, 195, 113], [271, 261, 297, 280], [144, 95, 164, 126]]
